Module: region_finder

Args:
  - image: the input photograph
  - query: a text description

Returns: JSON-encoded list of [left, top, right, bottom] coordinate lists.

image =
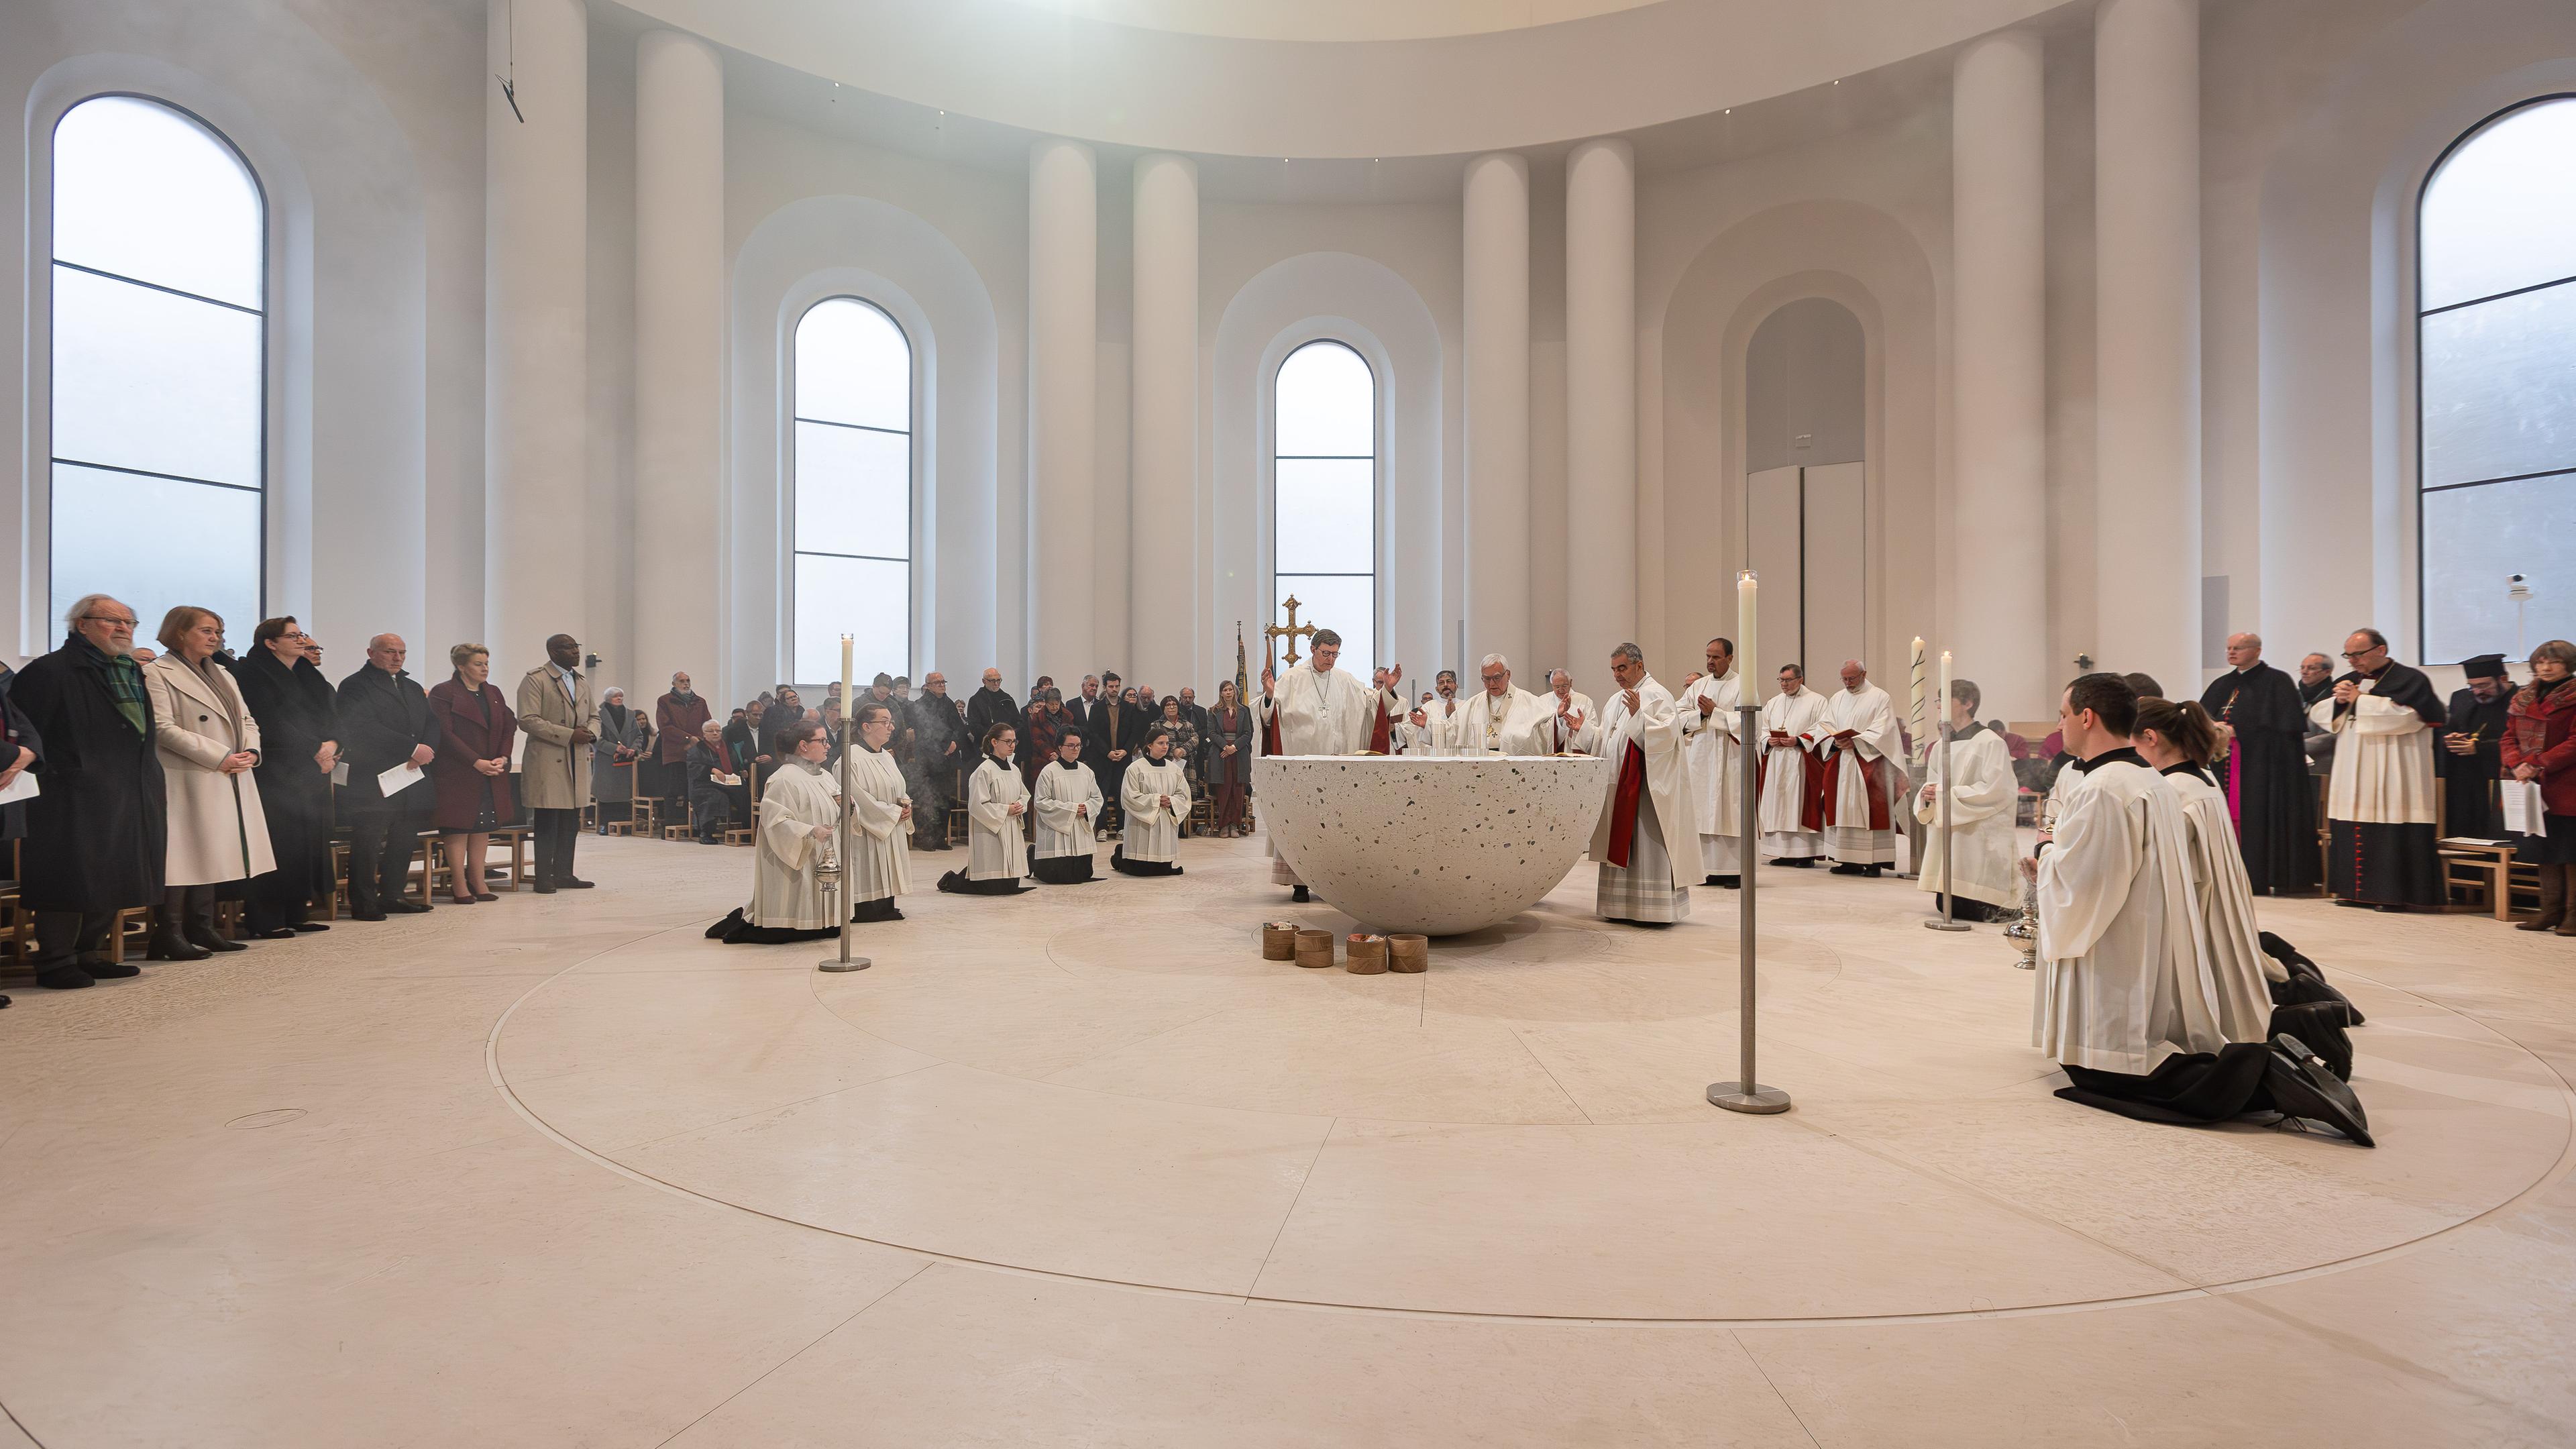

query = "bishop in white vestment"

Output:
[[1913, 682, 2017, 920], [1589, 646, 1703, 924], [1758, 668, 1829, 863], [1676, 639, 1745, 885], [1030, 733, 1104, 885], [1256, 628, 1382, 897], [1454, 655, 1552, 757], [1803, 661, 1904, 872]]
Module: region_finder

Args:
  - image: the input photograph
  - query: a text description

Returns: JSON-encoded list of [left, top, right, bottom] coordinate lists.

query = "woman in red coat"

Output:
[[428, 643, 518, 905], [2503, 639, 2576, 935]]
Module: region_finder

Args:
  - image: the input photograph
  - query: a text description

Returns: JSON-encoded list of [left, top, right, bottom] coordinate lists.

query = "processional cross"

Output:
[[1264, 595, 1318, 670]]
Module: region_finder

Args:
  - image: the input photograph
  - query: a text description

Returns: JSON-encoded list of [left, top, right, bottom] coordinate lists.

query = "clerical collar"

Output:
[[1057, 758, 1081, 771], [2159, 760, 2214, 785], [2073, 746, 2146, 773], [1953, 720, 1987, 741], [858, 741, 883, 753]]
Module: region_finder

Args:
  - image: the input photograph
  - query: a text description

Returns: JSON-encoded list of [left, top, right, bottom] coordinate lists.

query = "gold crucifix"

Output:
[[1264, 594, 1318, 670]]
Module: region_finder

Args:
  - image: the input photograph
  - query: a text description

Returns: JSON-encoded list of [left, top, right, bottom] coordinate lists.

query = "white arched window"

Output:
[[49, 95, 266, 637], [2419, 95, 2576, 662], [1272, 339, 1376, 679], [792, 297, 912, 683]]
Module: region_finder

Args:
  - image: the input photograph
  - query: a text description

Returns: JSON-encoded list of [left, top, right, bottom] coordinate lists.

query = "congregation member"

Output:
[[2299, 651, 2339, 781], [0, 660, 34, 1004], [651, 672, 710, 807], [2133, 696, 2279, 1032], [1758, 664, 1829, 864], [1204, 681, 1254, 837], [2317, 628, 2445, 910], [1114, 727, 1190, 877], [1676, 638, 1745, 888], [759, 686, 806, 757], [2199, 633, 2318, 894], [1589, 643, 1701, 926], [336, 633, 439, 919], [142, 606, 270, 961], [1177, 686, 1212, 757], [1454, 654, 1550, 757], [941, 724, 1034, 895], [840, 700, 914, 922], [590, 686, 651, 834], [908, 672, 965, 851], [1542, 669, 1593, 753], [1020, 687, 1070, 788], [1913, 679, 2017, 922], [1031, 731, 1104, 883], [2504, 640, 2576, 935], [1089, 672, 1143, 836], [1156, 695, 1201, 801], [1803, 659, 1904, 876], [427, 644, 516, 906], [13, 595, 163, 989], [231, 617, 339, 937], [517, 633, 599, 894], [2436, 654, 2515, 838], [686, 720, 747, 843], [707, 719, 844, 944], [1065, 675, 1106, 760], [723, 700, 773, 777], [1258, 628, 1381, 900]]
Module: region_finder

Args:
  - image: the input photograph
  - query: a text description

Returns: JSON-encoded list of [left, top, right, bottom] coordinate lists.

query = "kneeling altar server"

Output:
[[1114, 727, 1189, 877], [841, 701, 914, 922], [1031, 731, 1103, 885], [707, 720, 843, 945], [939, 724, 1032, 896]]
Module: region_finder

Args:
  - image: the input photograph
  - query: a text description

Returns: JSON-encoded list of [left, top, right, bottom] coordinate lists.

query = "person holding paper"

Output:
[[142, 606, 274, 961], [336, 634, 441, 919], [429, 644, 517, 904], [231, 618, 339, 936], [685, 721, 747, 843], [2503, 640, 2576, 935], [13, 594, 166, 989], [515, 633, 599, 894]]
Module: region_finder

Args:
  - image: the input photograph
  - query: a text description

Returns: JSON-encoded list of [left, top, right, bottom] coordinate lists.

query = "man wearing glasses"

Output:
[[2316, 627, 2447, 911], [9, 594, 166, 989]]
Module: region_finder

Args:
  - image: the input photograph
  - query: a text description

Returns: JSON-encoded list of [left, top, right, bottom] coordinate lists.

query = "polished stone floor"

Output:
[[3, 831, 2571, 1446]]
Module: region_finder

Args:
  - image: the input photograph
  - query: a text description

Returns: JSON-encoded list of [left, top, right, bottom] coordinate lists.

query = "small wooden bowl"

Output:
[[1386, 934, 1429, 973], [1261, 922, 1299, 961], [1346, 934, 1388, 974], [1294, 929, 1336, 969]]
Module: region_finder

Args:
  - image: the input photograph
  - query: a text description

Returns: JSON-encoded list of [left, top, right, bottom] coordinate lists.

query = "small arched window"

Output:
[[1272, 340, 1376, 679], [2419, 95, 2576, 662], [49, 95, 266, 635], [792, 297, 912, 683]]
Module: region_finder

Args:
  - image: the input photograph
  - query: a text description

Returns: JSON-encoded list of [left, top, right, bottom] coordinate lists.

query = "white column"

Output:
[[484, 0, 587, 680], [1950, 28, 2048, 719], [1028, 138, 1097, 681], [1565, 138, 1637, 678], [2095, 0, 2201, 692], [1130, 153, 1199, 688], [1464, 152, 1531, 678], [633, 29, 724, 703]]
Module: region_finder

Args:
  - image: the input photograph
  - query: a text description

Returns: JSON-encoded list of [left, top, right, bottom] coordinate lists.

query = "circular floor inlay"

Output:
[[225, 1108, 309, 1130]]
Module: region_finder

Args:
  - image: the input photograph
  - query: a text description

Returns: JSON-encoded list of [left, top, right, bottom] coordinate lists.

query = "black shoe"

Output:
[[2333, 898, 2375, 909], [87, 961, 142, 979], [2264, 1034, 2374, 1146], [533, 881, 559, 895], [291, 922, 330, 932], [36, 966, 95, 989], [1714, 875, 1741, 890], [352, 908, 388, 922], [1829, 863, 1864, 875], [187, 927, 248, 953], [385, 900, 432, 914], [1772, 857, 1815, 868], [1860, 865, 1883, 879], [2373, 904, 2407, 913], [147, 930, 210, 962], [1292, 885, 1310, 902], [252, 926, 299, 941], [557, 877, 596, 890]]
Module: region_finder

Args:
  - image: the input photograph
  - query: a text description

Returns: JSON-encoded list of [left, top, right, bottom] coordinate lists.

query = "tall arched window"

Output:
[[49, 95, 266, 636], [1273, 339, 1376, 680], [2420, 95, 2576, 663], [792, 297, 912, 684]]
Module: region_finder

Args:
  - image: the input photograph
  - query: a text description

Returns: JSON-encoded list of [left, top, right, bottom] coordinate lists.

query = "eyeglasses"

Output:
[[2339, 649, 2380, 659], [80, 613, 138, 629]]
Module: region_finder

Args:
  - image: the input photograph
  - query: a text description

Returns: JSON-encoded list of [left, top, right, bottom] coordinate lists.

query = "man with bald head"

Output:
[[336, 632, 441, 918], [1801, 659, 1904, 875], [2198, 632, 2316, 894]]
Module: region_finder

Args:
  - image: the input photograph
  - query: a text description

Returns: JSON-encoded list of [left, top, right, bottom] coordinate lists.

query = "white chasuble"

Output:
[[1120, 757, 1190, 864], [1588, 676, 1704, 916], [964, 756, 1031, 881], [1544, 691, 1598, 755], [1758, 688, 1829, 857], [1454, 686, 1551, 757], [1911, 726, 2017, 910], [750, 759, 840, 930], [1258, 663, 1379, 757], [2159, 764, 2284, 1034], [1032, 761, 1104, 859], [843, 745, 914, 902]]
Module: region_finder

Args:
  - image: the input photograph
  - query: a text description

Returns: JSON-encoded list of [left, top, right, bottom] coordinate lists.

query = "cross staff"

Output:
[[1264, 595, 1318, 671]]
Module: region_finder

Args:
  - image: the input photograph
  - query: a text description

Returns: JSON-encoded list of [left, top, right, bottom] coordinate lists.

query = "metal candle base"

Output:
[[818, 956, 872, 972], [1707, 1081, 1792, 1114], [1923, 919, 1971, 932]]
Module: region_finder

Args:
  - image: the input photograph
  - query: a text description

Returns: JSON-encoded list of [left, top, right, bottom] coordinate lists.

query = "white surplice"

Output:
[[2160, 765, 2288, 1032], [2314, 690, 2436, 828], [843, 744, 914, 902], [1805, 682, 1904, 865], [2032, 754, 2226, 1075], [749, 758, 840, 929], [1678, 670, 1745, 875], [1257, 660, 1380, 887], [1911, 725, 2017, 910], [1452, 685, 1552, 757], [1589, 676, 1703, 922], [963, 755, 1031, 881], [1119, 756, 1190, 864], [1758, 687, 1829, 858], [1032, 759, 1104, 859]]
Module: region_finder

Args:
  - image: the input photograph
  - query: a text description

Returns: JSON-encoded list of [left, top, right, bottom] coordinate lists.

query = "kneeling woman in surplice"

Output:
[[2132, 697, 2280, 1045], [708, 719, 844, 944], [1112, 727, 1188, 877], [938, 723, 1033, 896], [1031, 730, 1104, 884], [843, 700, 915, 922]]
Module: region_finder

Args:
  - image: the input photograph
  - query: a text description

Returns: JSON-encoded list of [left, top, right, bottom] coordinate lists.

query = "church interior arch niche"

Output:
[[1741, 296, 1866, 677]]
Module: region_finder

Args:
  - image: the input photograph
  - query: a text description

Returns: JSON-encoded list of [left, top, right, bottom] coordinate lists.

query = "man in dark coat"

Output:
[[2200, 633, 2318, 895], [907, 672, 965, 851], [2436, 654, 2515, 839], [231, 617, 341, 935], [650, 672, 710, 808], [2298, 651, 2337, 782], [964, 667, 1021, 750], [11, 594, 166, 989], [335, 633, 441, 919]]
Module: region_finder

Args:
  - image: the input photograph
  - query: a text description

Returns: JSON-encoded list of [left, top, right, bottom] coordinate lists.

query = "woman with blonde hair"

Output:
[[428, 643, 517, 905], [141, 605, 274, 960]]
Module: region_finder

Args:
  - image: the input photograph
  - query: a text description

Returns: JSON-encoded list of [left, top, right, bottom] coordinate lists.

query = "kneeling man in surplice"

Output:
[[1801, 659, 1904, 877], [2030, 673, 2371, 1145], [1590, 643, 1703, 926]]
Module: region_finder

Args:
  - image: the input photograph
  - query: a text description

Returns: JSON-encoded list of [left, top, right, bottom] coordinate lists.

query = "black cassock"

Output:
[[2200, 661, 2317, 894], [2434, 687, 2512, 839]]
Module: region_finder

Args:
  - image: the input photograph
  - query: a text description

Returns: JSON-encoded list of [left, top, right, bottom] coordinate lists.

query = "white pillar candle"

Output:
[[1939, 650, 1953, 733], [1737, 570, 1759, 706]]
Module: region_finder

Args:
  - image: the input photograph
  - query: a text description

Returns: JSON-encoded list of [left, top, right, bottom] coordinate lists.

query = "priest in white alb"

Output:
[[1913, 678, 2017, 921], [1758, 664, 1829, 865], [1256, 627, 1385, 901], [1452, 654, 1552, 757], [1802, 659, 1904, 876], [1676, 637, 1744, 888], [1540, 668, 1596, 754], [1589, 643, 1703, 925]]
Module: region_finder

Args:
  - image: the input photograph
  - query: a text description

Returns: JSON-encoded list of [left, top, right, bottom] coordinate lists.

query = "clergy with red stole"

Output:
[[1589, 643, 1703, 925], [2317, 628, 2446, 910], [1801, 659, 1904, 875], [2199, 633, 2318, 895]]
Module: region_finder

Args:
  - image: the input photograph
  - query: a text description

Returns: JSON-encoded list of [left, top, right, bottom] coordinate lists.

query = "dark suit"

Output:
[[11, 636, 168, 970], [335, 664, 441, 913], [685, 739, 747, 841]]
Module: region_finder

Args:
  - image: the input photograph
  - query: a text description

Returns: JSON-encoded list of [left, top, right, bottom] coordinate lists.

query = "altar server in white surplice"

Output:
[[1114, 727, 1190, 877], [1589, 644, 1703, 925], [1453, 654, 1552, 757], [1758, 665, 1829, 864], [1912, 678, 2017, 922], [1030, 731, 1104, 885], [2134, 697, 2282, 1036], [938, 724, 1032, 895], [1256, 628, 1382, 899], [706, 720, 843, 945], [1803, 659, 1905, 874], [1676, 638, 1746, 888], [840, 701, 915, 922]]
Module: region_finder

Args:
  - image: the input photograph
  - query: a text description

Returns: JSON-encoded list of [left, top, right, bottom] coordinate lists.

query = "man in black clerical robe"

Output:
[[2436, 654, 2514, 839], [2200, 633, 2317, 895], [2321, 630, 2447, 910], [2298, 653, 2337, 781]]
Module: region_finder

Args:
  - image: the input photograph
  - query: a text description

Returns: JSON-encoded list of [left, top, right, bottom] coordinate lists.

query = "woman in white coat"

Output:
[[707, 719, 843, 945], [842, 700, 914, 922], [1031, 730, 1104, 885], [1113, 727, 1189, 877], [142, 606, 275, 961], [939, 724, 1032, 895], [2133, 696, 2279, 1043], [1913, 678, 2019, 922]]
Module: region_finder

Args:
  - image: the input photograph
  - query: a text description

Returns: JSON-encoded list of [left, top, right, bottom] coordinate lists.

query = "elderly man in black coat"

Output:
[[11, 594, 167, 989], [233, 616, 342, 936], [335, 633, 441, 920]]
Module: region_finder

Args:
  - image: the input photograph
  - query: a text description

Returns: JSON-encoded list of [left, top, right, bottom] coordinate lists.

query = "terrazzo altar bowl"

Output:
[[1254, 754, 1613, 936]]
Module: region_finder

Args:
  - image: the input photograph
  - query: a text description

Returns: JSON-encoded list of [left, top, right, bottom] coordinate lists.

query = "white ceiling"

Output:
[[993, 0, 1667, 44]]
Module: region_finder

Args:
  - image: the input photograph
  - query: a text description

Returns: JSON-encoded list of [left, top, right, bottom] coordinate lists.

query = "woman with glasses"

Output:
[[141, 605, 274, 959], [230, 617, 341, 936]]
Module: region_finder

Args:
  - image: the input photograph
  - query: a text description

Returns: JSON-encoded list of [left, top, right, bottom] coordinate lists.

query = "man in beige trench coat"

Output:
[[517, 633, 598, 892]]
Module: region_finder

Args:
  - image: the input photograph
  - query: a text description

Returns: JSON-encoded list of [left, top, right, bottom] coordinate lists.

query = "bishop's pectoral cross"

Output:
[[1264, 595, 1318, 671]]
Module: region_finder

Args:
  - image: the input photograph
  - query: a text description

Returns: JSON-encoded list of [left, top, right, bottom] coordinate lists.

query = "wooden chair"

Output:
[[488, 826, 533, 890], [2440, 839, 2516, 918]]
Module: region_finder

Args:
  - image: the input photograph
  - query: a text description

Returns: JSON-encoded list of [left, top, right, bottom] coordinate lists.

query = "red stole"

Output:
[[1604, 740, 1648, 868], [1801, 746, 1890, 833], [1367, 694, 1392, 754]]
